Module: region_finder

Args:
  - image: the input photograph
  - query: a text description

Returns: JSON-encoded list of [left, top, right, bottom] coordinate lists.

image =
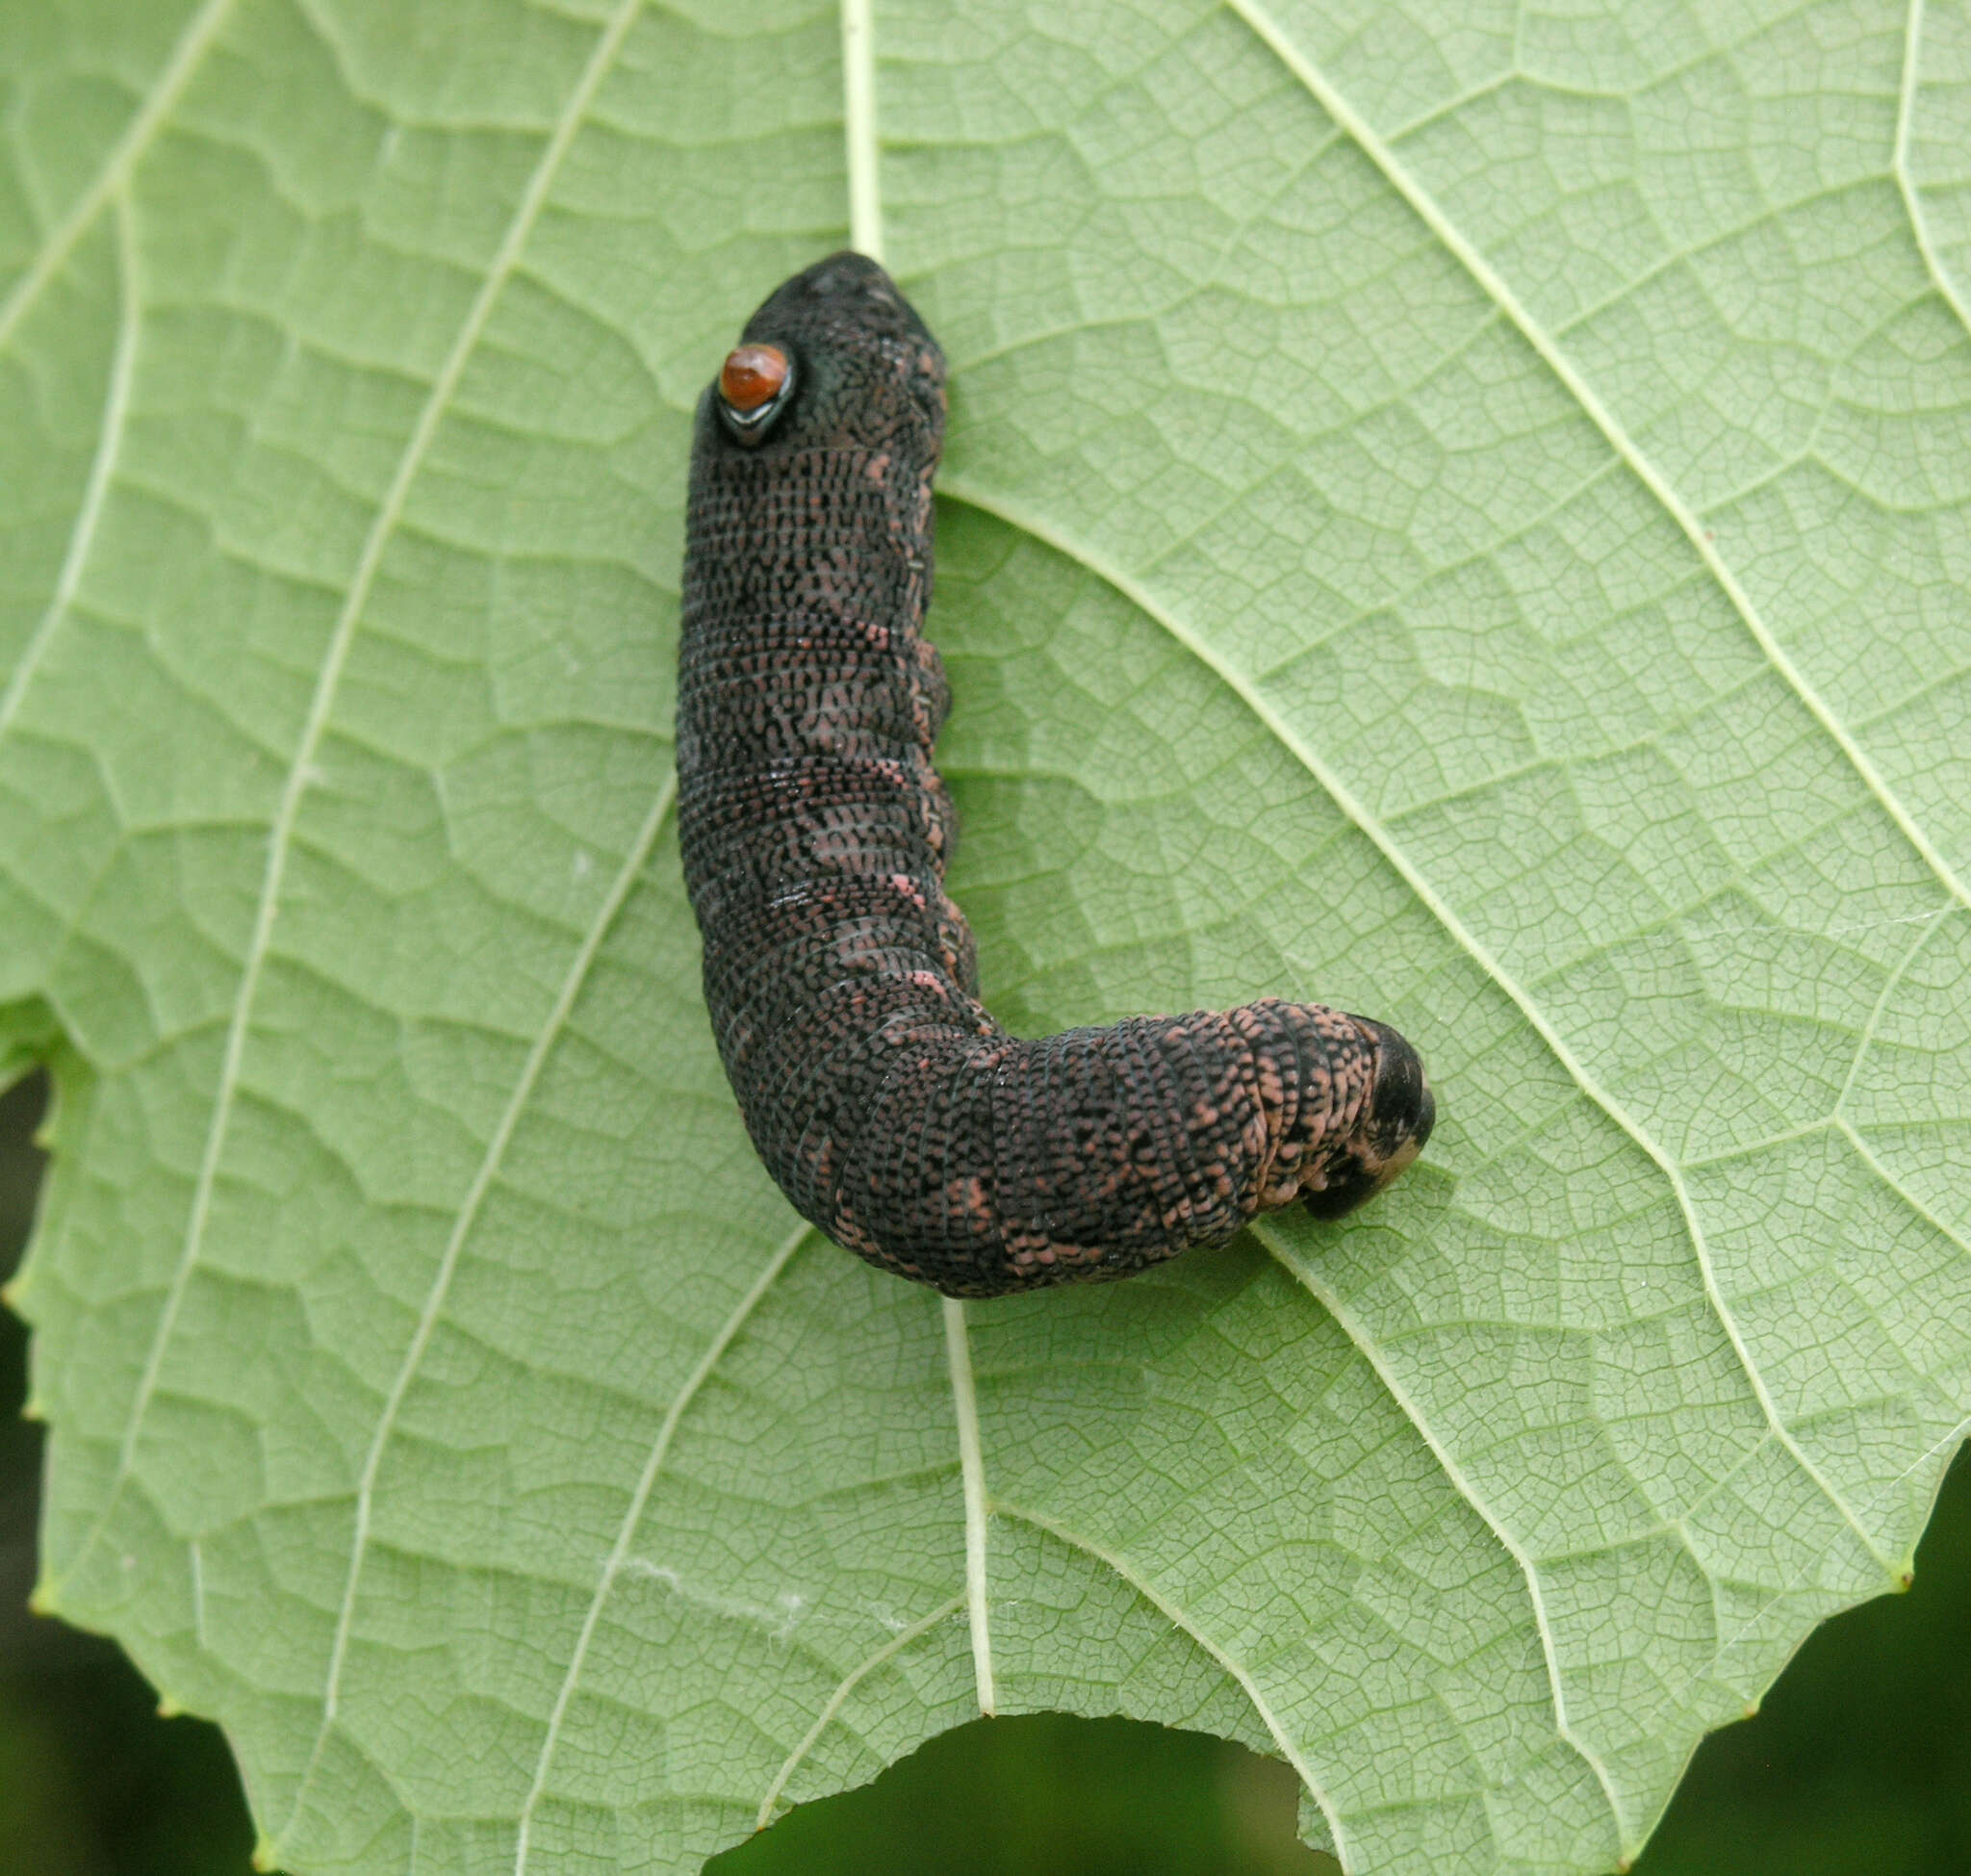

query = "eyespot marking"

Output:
[[717, 343, 794, 440]]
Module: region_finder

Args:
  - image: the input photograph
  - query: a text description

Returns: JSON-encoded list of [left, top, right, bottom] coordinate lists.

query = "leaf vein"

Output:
[[275, 772, 677, 1844], [840, 0, 882, 260], [1256, 1222, 1634, 1855], [1224, 0, 1971, 922], [1839, 1116, 1971, 1266], [942, 1296, 998, 1714], [0, 192, 142, 740], [52, 0, 652, 1600], [509, 1218, 814, 1876], [755, 1590, 967, 1829], [938, 471, 1902, 1580], [1835, 908, 1954, 1117], [0, 0, 235, 353], [1898, 0, 1971, 338], [992, 1500, 1353, 1873]]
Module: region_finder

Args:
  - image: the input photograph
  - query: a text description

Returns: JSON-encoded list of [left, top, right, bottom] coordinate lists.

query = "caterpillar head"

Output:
[[702, 250, 947, 462], [1300, 1019, 1436, 1220]]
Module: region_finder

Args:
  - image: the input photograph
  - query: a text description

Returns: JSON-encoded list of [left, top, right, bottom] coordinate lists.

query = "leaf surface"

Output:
[[4, 2, 1970, 1872]]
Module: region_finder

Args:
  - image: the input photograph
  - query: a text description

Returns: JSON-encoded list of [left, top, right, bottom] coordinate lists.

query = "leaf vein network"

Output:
[[1255, 1221, 1631, 1849], [0, 0, 237, 353], [273, 773, 677, 1844], [1897, 0, 1971, 336], [508, 1219, 814, 1876], [992, 1498, 1354, 1869], [935, 471, 1900, 1612], [49, 0, 652, 1603], [1223, 0, 1971, 926]]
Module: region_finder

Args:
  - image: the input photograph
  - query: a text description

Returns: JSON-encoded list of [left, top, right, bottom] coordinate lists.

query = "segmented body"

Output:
[[678, 254, 1432, 1298]]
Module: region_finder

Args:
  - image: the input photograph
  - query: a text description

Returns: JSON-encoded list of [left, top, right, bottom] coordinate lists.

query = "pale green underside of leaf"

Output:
[[3, 2, 1970, 1872]]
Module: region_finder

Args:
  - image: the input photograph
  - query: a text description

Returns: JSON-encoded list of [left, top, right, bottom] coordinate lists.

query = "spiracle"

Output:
[[677, 252, 1434, 1298]]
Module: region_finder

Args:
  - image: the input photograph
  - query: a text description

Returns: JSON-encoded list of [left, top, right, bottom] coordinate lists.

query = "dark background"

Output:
[[2, 1067, 1965, 1876]]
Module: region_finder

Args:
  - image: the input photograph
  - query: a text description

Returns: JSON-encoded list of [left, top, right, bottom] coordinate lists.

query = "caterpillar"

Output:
[[678, 252, 1434, 1298]]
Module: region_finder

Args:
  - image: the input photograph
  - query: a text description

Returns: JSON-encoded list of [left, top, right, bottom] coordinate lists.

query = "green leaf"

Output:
[[5, 1, 1970, 1872]]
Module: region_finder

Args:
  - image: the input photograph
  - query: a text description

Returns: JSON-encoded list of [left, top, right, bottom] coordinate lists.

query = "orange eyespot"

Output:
[[720, 344, 789, 412]]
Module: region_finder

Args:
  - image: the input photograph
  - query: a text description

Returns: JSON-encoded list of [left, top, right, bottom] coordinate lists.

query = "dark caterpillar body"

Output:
[[678, 253, 1434, 1298]]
